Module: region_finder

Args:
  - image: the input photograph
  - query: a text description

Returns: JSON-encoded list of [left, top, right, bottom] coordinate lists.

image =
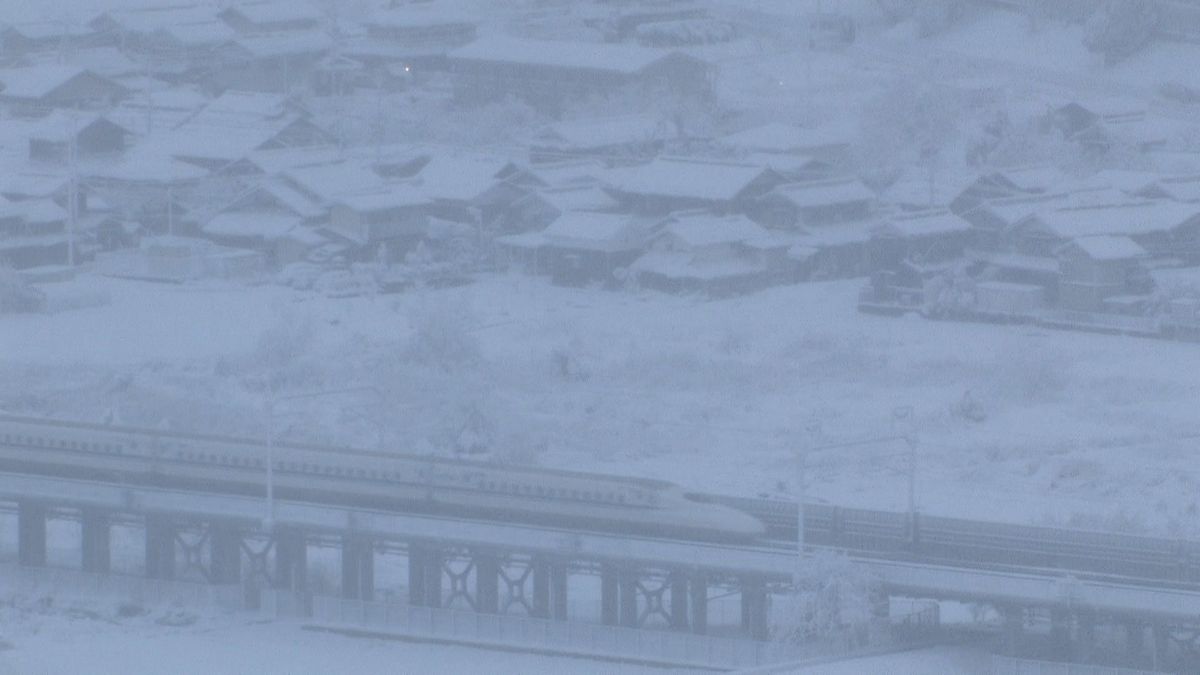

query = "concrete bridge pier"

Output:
[[208, 524, 241, 585], [407, 545, 428, 606], [80, 509, 110, 574], [669, 572, 688, 631], [1075, 610, 1096, 663], [340, 535, 374, 601], [1124, 620, 1146, 661], [474, 551, 499, 613], [1049, 608, 1072, 660], [144, 515, 176, 579], [689, 574, 708, 635], [740, 577, 769, 641], [273, 527, 307, 591], [601, 564, 619, 626], [619, 569, 639, 628], [17, 501, 47, 567], [1001, 605, 1023, 656]]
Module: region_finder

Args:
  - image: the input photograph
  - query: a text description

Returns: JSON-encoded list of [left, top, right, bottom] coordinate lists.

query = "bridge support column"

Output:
[[1049, 609, 1071, 660], [144, 516, 176, 580], [689, 575, 708, 635], [1075, 611, 1096, 663], [1125, 620, 1145, 660], [1002, 606, 1023, 656], [532, 558, 551, 619], [1153, 624, 1170, 669], [740, 577, 768, 641], [601, 565, 619, 626], [274, 528, 307, 591], [341, 536, 374, 601], [669, 572, 688, 631], [408, 545, 427, 606], [551, 563, 569, 621], [423, 548, 442, 607], [619, 570, 639, 628], [17, 501, 46, 568], [80, 510, 110, 574], [209, 524, 241, 584], [475, 552, 499, 614]]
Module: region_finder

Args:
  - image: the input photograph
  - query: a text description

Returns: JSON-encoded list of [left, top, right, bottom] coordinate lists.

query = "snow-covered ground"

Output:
[[5, 271, 1199, 536], [0, 599, 656, 675]]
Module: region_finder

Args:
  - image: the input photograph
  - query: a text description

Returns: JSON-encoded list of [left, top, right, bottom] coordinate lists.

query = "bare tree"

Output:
[[1083, 0, 1160, 66]]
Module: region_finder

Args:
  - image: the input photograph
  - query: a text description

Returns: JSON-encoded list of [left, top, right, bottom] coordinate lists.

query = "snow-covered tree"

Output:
[[1083, 0, 1160, 66], [405, 301, 481, 372], [856, 79, 962, 186], [773, 551, 881, 644]]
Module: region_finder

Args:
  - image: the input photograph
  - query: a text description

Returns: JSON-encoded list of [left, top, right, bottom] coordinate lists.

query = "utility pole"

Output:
[[892, 405, 918, 534], [67, 107, 78, 267], [795, 419, 821, 589]]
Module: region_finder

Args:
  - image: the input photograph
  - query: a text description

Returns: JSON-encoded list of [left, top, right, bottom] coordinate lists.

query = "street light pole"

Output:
[[265, 394, 276, 531], [795, 419, 821, 589]]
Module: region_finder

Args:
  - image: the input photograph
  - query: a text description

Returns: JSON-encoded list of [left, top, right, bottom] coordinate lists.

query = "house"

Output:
[[27, 111, 132, 163], [1008, 201, 1200, 259], [164, 91, 332, 171], [408, 153, 545, 227], [0, 65, 127, 115], [752, 177, 875, 229], [328, 187, 432, 261], [1, 22, 100, 60], [0, 198, 70, 269], [218, 2, 323, 34], [1056, 235, 1152, 312], [868, 210, 972, 270], [214, 31, 333, 93], [536, 212, 662, 285], [530, 114, 677, 164], [602, 157, 782, 215], [631, 212, 776, 294], [718, 120, 855, 164], [448, 36, 712, 115]]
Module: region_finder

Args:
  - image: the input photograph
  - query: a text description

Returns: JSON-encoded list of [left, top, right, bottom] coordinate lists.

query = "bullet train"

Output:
[[0, 415, 765, 543]]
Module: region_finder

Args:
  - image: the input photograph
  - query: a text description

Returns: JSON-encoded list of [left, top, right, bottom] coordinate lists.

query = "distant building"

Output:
[[0, 198, 70, 269], [328, 187, 431, 261], [530, 114, 676, 164], [448, 36, 712, 115], [218, 2, 323, 34], [0, 66, 127, 115], [1057, 235, 1152, 312], [602, 157, 781, 215], [1, 22, 101, 60], [27, 111, 132, 163], [631, 212, 776, 295], [752, 177, 875, 229]]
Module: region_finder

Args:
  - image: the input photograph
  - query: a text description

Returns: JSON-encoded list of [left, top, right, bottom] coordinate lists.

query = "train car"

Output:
[[0, 415, 765, 543]]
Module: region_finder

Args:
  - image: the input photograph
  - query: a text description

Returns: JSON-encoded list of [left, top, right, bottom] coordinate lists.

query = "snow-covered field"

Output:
[[0, 599, 654, 675], [5, 271, 1199, 536]]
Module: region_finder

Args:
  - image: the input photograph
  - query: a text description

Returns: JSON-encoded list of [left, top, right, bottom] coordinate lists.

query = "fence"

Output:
[[262, 590, 941, 671], [0, 563, 243, 611], [991, 655, 1173, 675]]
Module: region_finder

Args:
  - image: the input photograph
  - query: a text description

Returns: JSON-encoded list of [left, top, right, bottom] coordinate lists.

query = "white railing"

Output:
[[991, 655, 1170, 675], [0, 563, 243, 611], [265, 591, 807, 670]]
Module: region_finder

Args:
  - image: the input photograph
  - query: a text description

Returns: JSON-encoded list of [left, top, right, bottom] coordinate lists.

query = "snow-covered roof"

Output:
[[96, 6, 220, 33], [541, 212, 656, 251], [220, 2, 322, 26], [1, 173, 68, 198], [259, 178, 324, 218], [539, 114, 676, 149], [603, 158, 772, 202], [232, 30, 332, 59], [1065, 235, 1148, 261], [411, 154, 520, 202], [631, 250, 765, 281], [1, 198, 66, 223], [450, 36, 685, 75], [718, 120, 855, 153], [1157, 179, 1200, 203], [369, 9, 476, 29], [155, 21, 237, 47], [3, 22, 94, 40], [997, 166, 1065, 193], [877, 211, 970, 238], [284, 161, 386, 202], [27, 110, 129, 141], [1058, 169, 1162, 195], [536, 185, 621, 213], [89, 146, 209, 182], [202, 211, 300, 240], [0, 65, 117, 101], [661, 212, 769, 247], [771, 178, 875, 209], [336, 187, 430, 212], [1024, 201, 1200, 239]]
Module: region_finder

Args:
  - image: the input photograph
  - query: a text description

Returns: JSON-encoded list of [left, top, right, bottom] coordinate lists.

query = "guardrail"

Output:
[[991, 655, 1171, 675], [261, 590, 941, 670]]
